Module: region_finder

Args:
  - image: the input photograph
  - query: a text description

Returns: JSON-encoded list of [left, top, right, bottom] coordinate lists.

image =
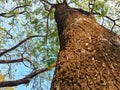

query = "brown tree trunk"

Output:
[[51, 3, 120, 90]]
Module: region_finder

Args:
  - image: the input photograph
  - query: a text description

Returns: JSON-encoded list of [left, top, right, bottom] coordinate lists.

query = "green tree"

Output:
[[0, 0, 120, 90]]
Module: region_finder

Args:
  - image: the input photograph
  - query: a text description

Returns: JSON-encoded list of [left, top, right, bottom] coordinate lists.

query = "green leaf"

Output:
[[50, 12, 54, 20], [0, 27, 6, 31], [93, 0, 108, 17], [45, 58, 56, 70], [100, 6, 108, 17], [24, 0, 31, 5], [8, 10, 15, 15], [31, 18, 39, 24]]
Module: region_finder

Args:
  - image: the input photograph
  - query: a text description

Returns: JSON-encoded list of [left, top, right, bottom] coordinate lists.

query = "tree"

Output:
[[0, 0, 120, 90], [51, 1, 120, 90]]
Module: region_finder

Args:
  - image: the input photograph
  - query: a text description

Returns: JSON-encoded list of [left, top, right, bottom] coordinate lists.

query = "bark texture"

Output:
[[51, 3, 120, 90]]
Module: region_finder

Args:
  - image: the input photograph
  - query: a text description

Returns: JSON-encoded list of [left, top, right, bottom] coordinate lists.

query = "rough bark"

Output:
[[51, 3, 120, 90]]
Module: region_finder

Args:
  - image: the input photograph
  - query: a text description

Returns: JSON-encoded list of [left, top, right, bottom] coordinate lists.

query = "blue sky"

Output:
[[0, 0, 55, 89]]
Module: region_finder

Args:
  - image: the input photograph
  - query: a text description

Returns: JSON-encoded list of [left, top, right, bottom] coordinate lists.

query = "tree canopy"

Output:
[[0, 0, 120, 90]]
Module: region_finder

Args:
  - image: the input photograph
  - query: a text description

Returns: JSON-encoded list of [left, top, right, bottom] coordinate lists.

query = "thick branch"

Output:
[[0, 58, 24, 64], [0, 68, 50, 87], [63, 0, 67, 5], [0, 35, 45, 57]]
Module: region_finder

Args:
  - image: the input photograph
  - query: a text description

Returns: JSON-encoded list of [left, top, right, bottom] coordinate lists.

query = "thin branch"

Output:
[[92, 12, 120, 31], [12, 5, 30, 11], [40, 0, 53, 5], [2, 11, 27, 18], [0, 5, 30, 17], [40, 0, 57, 9], [0, 13, 6, 16], [22, 58, 35, 69], [0, 35, 45, 57], [0, 68, 50, 87]]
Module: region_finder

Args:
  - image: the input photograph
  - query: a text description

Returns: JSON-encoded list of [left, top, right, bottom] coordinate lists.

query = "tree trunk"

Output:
[[51, 3, 120, 90]]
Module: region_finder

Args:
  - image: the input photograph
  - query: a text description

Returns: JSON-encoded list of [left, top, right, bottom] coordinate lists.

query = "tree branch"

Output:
[[12, 5, 30, 11], [0, 13, 6, 16], [3, 11, 27, 18], [0, 35, 45, 57], [0, 5, 30, 17], [92, 12, 120, 31], [0, 68, 50, 87], [0, 58, 24, 64], [63, 0, 67, 5], [40, 0, 53, 5]]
